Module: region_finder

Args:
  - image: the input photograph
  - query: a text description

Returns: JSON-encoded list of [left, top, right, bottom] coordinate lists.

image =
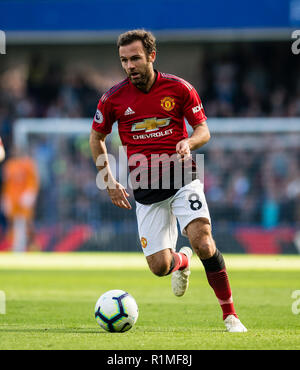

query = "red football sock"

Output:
[[170, 250, 189, 272], [206, 268, 238, 320]]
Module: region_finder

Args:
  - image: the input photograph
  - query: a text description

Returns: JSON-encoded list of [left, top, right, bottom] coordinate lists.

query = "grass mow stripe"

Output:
[[0, 253, 300, 271]]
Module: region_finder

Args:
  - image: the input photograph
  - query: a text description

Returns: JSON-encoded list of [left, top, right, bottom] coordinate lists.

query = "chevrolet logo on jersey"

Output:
[[131, 118, 171, 132]]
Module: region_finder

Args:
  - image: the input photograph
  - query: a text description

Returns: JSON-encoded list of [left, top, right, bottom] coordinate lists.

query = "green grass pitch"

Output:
[[0, 252, 299, 350]]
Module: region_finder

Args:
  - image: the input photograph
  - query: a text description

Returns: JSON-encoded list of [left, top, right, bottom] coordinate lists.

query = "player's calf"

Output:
[[201, 249, 238, 321], [186, 219, 242, 322]]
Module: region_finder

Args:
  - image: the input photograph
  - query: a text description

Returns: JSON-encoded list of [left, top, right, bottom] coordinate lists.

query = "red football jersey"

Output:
[[92, 71, 207, 204]]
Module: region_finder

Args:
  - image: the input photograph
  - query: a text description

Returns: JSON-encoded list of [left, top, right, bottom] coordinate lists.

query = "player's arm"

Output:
[[187, 121, 211, 150], [89, 128, 131, 210], [177, 85, 210, 161], [176, 122, 210, 161]]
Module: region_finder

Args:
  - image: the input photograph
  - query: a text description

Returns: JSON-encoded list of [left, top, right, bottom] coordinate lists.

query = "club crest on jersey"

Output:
[[131, 117, 171, 133], [161, 96, 175, 112], [140, 237, 147, 248], [94, 109, 103, 123]]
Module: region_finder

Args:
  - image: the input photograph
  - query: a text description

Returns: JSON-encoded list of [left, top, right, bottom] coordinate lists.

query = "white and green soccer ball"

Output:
[[95, 289, 138, 333]]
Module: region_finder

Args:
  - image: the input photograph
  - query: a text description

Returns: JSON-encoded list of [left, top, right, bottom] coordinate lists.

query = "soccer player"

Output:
[[89, 30, 247, 332], [1, 147, 40, 252]]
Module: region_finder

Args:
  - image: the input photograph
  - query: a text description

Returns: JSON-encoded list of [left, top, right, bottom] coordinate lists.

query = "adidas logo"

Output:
[[124, 107, 135, 115]]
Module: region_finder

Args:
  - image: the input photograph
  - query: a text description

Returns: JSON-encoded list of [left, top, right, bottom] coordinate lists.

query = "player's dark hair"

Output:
[[117, 29, 156, 57]]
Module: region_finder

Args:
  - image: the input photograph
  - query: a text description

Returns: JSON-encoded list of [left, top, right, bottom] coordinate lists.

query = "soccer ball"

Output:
[[94, 289, 138, 333]]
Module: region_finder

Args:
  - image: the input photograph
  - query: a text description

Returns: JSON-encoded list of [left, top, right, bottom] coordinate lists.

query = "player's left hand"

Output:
[[176, 139, 191, 162]]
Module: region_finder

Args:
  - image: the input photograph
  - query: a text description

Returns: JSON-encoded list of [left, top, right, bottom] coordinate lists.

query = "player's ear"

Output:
[[148, 50, 156, 63]]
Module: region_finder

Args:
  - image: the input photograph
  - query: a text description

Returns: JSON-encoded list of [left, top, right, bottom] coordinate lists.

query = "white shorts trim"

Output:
[[136, 179, 211, 256]]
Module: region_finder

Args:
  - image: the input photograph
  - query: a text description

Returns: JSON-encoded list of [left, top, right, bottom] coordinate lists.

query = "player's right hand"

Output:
[[106, 182, 132, 210], [176, 139, 191, 162]]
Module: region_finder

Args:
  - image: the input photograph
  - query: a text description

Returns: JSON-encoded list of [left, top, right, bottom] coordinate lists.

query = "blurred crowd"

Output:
[[0, 43, 299, 136], [0, 54, 123, 147], [0, 42, 299, 234], [198, 43, 300, 118], [203, 144, 300, 227], [12, 131, 298, 234]]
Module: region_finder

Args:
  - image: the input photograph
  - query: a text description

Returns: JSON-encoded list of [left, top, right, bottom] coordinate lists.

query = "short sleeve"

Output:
[[182, 86, 207, 128], [92, 97, 115, 135]]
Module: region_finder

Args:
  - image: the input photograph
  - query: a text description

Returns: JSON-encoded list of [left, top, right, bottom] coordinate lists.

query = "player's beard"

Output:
[[128, 63, 152, 90]]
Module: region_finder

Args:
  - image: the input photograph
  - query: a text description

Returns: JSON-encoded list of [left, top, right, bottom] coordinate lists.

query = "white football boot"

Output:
[[171, 246, 193, 297], [224, 315, 248, 332]]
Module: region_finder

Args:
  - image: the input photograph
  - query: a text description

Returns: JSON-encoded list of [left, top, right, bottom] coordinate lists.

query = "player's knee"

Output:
[[147, 256, 171, 277], [188, 222, 215, 259], [149, 262, 170, 277], [146, 250, 172, 277]]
